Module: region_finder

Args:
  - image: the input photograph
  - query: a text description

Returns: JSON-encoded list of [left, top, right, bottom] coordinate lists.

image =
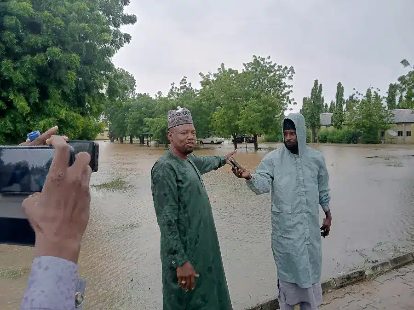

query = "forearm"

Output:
[[158, 210, 189, 268], [246, 173, 271, 194], [318, 157, 330, 212], [191, 155, 226, 174], [244, 155, 274, 194], [161, 230, 188, 268]]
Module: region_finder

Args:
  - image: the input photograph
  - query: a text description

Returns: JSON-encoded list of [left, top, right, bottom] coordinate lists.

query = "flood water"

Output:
[[1, 141, 414, 309]]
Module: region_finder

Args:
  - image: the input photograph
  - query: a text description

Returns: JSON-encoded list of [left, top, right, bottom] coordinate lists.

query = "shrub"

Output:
[[263, 133, 282, 142], [318, 127, 360, 144]]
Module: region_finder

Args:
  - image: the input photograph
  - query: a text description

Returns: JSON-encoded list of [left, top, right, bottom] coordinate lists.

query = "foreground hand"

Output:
[[22, 135, 92, 263], [20, 126, 68, 146], [320, 211, 332, 238], [177, 261, 198, 291], [232, 167, 252, 180], [224, 150, 237, 164]]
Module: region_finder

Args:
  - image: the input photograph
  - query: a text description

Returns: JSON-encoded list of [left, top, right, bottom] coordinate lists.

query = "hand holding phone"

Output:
[[22, 136, 92, 262], [229, 158, 243, 170], [0, 144, 75, 245], [229, 158, 252, 180], [0, 127, 98, 246]]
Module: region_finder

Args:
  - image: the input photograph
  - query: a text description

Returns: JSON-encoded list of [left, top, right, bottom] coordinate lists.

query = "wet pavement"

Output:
[[1, 141, 414, 309], [321, 263, 414, 310]]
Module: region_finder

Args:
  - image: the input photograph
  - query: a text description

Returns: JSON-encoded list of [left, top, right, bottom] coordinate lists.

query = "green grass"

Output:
[[92, 178, 131, 191], [0, 267, 30, 280]]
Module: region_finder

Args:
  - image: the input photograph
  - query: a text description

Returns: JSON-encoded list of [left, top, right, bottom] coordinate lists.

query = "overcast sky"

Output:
[[113, 0, 413, 112]]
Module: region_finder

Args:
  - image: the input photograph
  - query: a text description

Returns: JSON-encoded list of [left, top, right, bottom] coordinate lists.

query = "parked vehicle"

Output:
[[231, 135, 255, 144], [232, 135, 245, 144], [244, 136, 255, 143], [199, 137, 225, 144]]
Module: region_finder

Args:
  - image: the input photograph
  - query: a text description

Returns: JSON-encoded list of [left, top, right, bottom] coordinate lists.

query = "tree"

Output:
[[328, 100, 335, 113], [349, 88, 391, 143], [202, 56, 294, 150], [386, 83, 398, 110], [237, 56, 294, 150], [105, 68, 136, 143], [302, 80, 324, 142], [167, 77, 213, 139], [199, 65, 244, 149], [147, 92, 176, 146], [127, 94, 156, 144], [332, 82, 345, 128], [0, 0, 136, 144], [345, 93, 360, 112], [385, 59, 414, 109], [396, 59, 414, 109]]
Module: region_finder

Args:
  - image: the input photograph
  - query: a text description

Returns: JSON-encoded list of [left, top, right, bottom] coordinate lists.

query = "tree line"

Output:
[[106, 56, 295, 150], [108, 59, 413, 148], [301, 59, 413, 144]]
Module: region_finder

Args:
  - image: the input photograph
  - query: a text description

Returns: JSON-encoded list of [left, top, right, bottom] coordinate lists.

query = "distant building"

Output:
[[320, 113, 333, 128], [383, 109, 414, 144]]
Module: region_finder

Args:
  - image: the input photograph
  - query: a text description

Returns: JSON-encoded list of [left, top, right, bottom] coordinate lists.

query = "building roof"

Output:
[[320, 113, 333, 126], [391, 109, 414, 124]]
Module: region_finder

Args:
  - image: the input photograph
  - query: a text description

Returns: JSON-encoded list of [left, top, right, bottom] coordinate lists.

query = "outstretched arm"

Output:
[[190, 150, 236, 175], [232, 154, 274, 195]]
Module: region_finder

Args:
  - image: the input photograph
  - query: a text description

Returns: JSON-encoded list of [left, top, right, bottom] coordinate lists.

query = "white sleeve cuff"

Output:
[[21, 256, 81, 310]]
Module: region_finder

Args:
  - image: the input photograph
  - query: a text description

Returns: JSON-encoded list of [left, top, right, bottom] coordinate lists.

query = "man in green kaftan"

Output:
[[151, 107, 234, 310], [232, 113, 332, 310]]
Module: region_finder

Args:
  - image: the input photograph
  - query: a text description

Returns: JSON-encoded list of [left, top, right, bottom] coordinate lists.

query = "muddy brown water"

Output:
[[1, 141, 414, 309]]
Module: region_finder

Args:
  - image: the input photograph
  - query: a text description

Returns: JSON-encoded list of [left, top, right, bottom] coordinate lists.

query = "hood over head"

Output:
[[282, 113, 307, 156]]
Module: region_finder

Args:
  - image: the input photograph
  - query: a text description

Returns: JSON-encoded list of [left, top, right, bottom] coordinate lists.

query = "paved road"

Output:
[[321, 263, 414, 310]]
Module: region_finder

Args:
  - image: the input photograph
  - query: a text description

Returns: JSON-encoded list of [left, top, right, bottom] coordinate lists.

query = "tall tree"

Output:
[[0, 0, 136, 143], [396, 59, 414, 109], [302, 80, 324, 142], [386, 83, 398, 110], [328, 100, 335, 113], [332, 82, 345, 128], [105, 68, 136, 143]]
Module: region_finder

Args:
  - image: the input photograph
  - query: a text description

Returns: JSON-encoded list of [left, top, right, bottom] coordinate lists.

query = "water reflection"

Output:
[[1, 142, 413, 309]]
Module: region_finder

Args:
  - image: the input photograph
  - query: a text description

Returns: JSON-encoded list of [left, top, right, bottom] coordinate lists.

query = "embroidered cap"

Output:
[[167, 106, 193, 129]]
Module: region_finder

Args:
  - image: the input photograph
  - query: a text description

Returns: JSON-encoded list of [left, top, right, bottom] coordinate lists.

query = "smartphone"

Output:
[[0, 146, 75, 245], [68, 140, 99, 172], [229, 158, 243, 170]]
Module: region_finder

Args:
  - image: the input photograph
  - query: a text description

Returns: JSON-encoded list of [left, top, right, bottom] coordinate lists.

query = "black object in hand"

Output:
[[321, 227, 329, 238], [229, 158, 243, 170]]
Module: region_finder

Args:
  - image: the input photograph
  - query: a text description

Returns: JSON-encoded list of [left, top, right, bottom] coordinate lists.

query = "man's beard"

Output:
[[183, 146, 194, 155], [284, 141, 298, 154]]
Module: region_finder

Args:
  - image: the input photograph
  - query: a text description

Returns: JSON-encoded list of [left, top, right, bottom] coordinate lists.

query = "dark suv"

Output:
[[232, 135, 255, 143], [244, 136, 255, 143], [232, 135, 245, 143]]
